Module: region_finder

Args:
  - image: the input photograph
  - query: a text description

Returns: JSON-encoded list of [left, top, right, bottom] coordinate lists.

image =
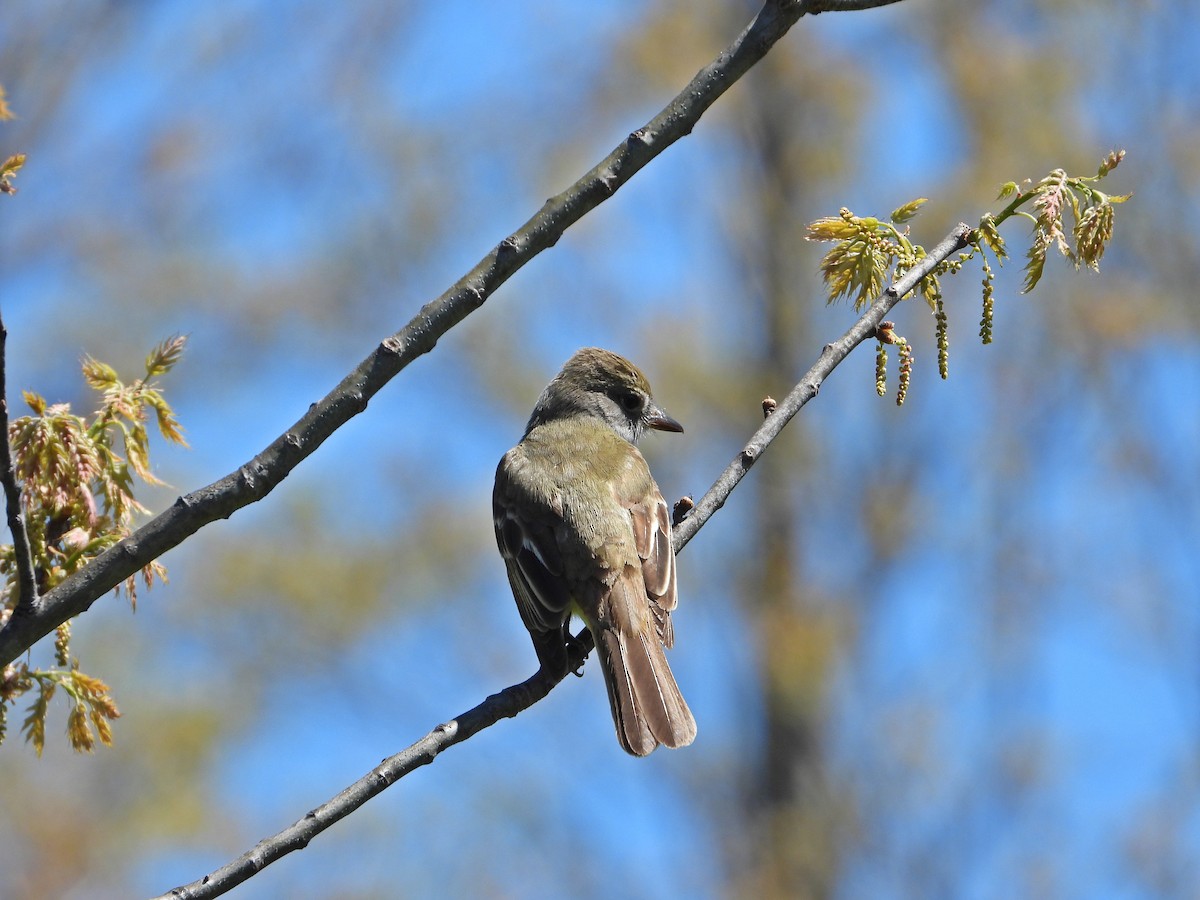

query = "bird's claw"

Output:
[[565, 632, 589, 677]]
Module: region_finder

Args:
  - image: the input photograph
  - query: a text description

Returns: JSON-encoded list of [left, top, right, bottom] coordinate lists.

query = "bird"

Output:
[[493, 347, 696, 756]]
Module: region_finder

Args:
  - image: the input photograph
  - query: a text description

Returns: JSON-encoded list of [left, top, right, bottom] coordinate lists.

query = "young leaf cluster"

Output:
[[806, 198, 937, 313], [993, 149, 1130, 294], [806, 151, 1128, 403], [1, 648, 120, 756], [0, 336, 188, 753]]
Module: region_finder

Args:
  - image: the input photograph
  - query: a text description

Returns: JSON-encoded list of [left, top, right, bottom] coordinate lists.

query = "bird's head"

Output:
[[525, 347, 683, 445]]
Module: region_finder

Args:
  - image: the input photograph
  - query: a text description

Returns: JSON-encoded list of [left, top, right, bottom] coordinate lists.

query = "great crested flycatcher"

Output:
[[493, 347, 696, 756]]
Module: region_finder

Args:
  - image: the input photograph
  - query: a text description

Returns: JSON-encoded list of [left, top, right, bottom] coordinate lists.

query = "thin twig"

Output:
[[0, 312, 38, 620], [674, 223, 973, 553], [155, 220, 969, 900], [0, 0, 910, 667]]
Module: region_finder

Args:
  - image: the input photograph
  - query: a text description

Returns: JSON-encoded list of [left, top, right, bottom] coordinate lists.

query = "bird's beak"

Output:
[[646, 403, 684, 434]]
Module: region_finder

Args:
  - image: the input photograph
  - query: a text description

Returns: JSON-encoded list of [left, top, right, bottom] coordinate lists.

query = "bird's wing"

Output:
[[493, 453, 573, 635], [621, 480, 678, 649]]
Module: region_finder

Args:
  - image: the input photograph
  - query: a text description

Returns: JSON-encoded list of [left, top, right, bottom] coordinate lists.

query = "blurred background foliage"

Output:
[[1, 0, 1198, 897]]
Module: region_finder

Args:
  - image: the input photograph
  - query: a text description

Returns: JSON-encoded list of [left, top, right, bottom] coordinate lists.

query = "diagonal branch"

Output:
[[158, 632, 596, 900], [156, 220, 970, 900], [673, 223, 973, 553], [0, 0, 909, 667], [0, 311, 38, 620], [803, 0, 909, 11]]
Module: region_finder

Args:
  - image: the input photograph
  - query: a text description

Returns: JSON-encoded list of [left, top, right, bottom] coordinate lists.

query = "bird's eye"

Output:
[[618, 390, 643, 412]]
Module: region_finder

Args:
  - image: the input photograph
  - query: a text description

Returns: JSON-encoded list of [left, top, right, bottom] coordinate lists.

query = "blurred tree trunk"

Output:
[[723, 40, 858, 900]]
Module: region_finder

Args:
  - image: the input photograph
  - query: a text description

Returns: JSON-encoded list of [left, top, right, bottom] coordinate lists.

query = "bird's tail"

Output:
[[595, 619, 696, 757]]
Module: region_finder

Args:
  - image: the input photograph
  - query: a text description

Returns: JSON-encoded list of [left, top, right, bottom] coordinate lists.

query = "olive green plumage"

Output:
[[494, 348, 696, 756]]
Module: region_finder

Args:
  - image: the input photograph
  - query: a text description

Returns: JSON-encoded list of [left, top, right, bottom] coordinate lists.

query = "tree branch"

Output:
[[0, 311, 38, 622], [156, 220, 969, 900], [673, 223, 973, 554], [0, 0, 910, 667], [801, 0, 908, 12], [156, 631, 596, 900]]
